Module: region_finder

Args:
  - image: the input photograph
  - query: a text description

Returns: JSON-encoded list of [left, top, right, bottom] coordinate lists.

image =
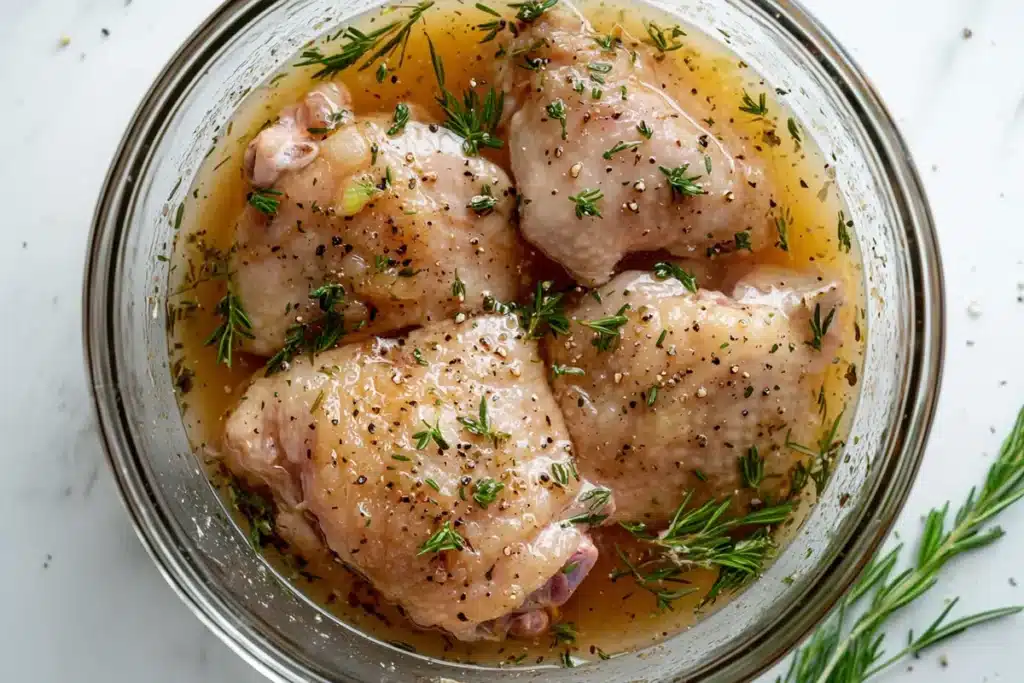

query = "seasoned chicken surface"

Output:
[[495, 7, 773, 285], [222, 316, 606, 640], [233, 83, 524, 356], [545, 266, 841, 525]]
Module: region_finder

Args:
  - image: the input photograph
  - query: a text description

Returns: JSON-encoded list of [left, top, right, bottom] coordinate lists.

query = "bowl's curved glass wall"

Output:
[[84, 0, 943, 681]]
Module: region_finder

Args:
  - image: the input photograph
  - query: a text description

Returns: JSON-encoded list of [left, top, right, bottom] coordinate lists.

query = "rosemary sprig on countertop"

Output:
[[778, 405, 1024, 683]]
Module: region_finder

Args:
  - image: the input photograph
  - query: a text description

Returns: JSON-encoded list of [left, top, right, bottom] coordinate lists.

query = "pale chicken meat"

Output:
[[233, 82, 524, 356], [222, 316, 606, 640], [545, 265, 842, 525], [495, 6, 773, 285]]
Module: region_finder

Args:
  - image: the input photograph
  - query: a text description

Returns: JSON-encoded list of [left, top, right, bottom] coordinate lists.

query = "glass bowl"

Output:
[[83, 0, 944, 680]]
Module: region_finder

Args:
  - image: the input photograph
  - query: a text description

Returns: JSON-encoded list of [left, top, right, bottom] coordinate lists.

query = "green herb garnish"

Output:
[[472, 477, 505, 508], [659, 164, 705, 198], [294, 1, 434, 77], [417, 521, 465, 555], [248, 188, 283, 216], [739, 89, 768, 116], [428, 37, 504, 156], [652, 261, 698, 293], [546, 99, 568, 140], [581, 304, 629, 352], [569, 188, 604, 218], [387, 102, 410, 135], [807, 302, 836, 351], [205, 287, 255, 368], [457, 395, 510, 447]]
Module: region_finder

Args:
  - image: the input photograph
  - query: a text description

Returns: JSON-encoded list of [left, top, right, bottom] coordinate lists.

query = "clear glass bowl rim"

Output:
[[82, 0, 945, 680]]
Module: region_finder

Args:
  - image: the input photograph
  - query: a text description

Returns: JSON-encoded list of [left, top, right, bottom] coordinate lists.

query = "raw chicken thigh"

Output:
[[495, 6, 773, 285], [232, 82, 524, 356], [545, 265, 842, 525], [222, 316, 606, 640]]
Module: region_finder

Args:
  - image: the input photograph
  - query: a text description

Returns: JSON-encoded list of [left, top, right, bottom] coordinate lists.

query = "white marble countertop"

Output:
[[1, 0, 1022, 680]]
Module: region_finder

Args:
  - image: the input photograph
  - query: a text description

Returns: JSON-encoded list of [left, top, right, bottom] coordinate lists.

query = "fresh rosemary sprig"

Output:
[[387, 102, 410, 136], [546, 99, 568, 140], [740, 89, 768, 116], [468, 185, 497, 215], [568, 188, 604, 219], [474, 3, 507, 42], [472, 477, 505, 508], [509, 0, 557, 23], [807, 302, 837, 351], [617, 493, 792, 609], [264, 282, 346, 376], [427, 37, 504, 156], [740, 445, 764, 488], [777, 406, 1024, 683], [248, 188, 283, 216], [294, 1, 434, 77], [518, 280, 569, 338], [204, 286, 255, 368], [837, 210, 853, 253], [413, 414, 450, 450], [776, 206, 792, 252], [581, 304, 629, 352], [645, 21, 685, 53], [786, 410, 844, 497], [603, 140, 643, 160], [652, 261, 698, 293], [417, 520, 466, 555], [227, 476, 275, 549], [457, 395, 510, 447], [659, 164, 705, 199]]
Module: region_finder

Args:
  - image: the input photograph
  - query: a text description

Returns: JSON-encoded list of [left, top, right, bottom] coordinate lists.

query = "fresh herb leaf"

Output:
[[581, 304, 629, 352], [417, 520, 465, 555], [509, 0, 558, 23], [474, 2, 507, 42], [787, 116, 802, 150], [659, 164, 705, 198], [775, 207, 791, 251], [778, 407, 1024, 683], [739, 89, 768, 116], [205, 287, 255, 368], [413, 415, 450, 450], [740, 445, 764, 488], [734, 230, 753, 251], [646, 384, 659, 407], [294, 1, 434, 77], [569, 188, 604, 218], [546, 99, 568, 140], [468, 185, 498, 215], [637, 120, 653, 139], [563, 487, 612, 526], [227, 477, 275, 549], [412, 348, 429, 366], [603, 140, 643, 160], [646, 21, 685, 52], [387, 102, 410, 135], [248, 188, 283, 216], [517, 280, 569, 338], [472, 477, 505, 508], [837, 210, 852, 253], [457, 395, 510, 446], [653, 261, 698, 293], [807, 302, 837, 351], [428, 37, 504, 156], [551, 622, 578, 645], [551, 363, 585, 379], [452, 270, 466, 299]]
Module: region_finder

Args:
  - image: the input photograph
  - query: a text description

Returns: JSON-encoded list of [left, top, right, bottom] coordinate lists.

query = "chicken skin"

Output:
[[233, 82, 524, 356], [222, 316, 607, 640], [495, 6, 772, 285], [545, 265, 841, 525]]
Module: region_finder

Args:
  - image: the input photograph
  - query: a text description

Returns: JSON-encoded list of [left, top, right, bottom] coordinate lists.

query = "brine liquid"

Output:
[[166, 0, 865, 666]]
